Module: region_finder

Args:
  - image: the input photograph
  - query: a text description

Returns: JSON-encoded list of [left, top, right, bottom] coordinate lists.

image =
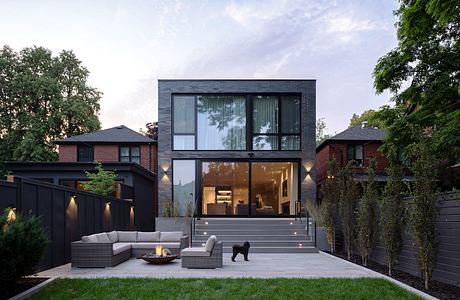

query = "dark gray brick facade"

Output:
[[157, 80, 316, 216]]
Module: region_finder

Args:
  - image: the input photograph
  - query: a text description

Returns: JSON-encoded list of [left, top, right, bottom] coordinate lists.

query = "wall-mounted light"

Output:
[[7, 207, 16, 222], [70, 195, 76, 204]]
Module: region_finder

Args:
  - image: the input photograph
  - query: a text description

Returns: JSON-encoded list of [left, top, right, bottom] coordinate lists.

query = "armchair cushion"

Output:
[[113, 242, 131, 255], [205, 235, 217, 252], [181, 247, 211, 257], [95, 233, 111, 243], [82, 234, 98, 243], [107, 231, 118, 243]]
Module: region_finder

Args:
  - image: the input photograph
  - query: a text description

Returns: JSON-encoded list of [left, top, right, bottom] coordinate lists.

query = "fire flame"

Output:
[[155, 245, 168, 257]]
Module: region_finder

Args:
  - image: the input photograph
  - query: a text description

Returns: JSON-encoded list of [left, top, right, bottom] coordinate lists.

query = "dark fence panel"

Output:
[[0, 176, 133, 271]]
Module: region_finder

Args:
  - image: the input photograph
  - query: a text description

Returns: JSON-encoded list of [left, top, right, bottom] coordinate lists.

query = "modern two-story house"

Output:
[[157, 80, 316, 218]]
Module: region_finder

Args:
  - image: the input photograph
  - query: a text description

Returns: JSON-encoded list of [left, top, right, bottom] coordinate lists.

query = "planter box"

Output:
[[155, 217, 191, 235]]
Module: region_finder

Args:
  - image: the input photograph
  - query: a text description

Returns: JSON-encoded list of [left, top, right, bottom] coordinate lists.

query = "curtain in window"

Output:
[[281, 96, 300, 133], [197, 95, 246, 150], [253, 96, 278, 133], [174, 96, 195, 134]]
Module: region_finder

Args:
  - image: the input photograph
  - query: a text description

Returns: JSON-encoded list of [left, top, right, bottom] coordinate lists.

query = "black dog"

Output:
[[231, 241, 250, 262]]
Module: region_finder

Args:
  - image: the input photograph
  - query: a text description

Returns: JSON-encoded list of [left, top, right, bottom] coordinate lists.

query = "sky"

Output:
[[0, 0, 399, 135]]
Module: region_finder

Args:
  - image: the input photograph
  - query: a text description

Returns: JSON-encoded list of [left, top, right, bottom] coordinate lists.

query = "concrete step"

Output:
[[196, 219, 303, 224], [193, 234, 312, 241], [195, 224, 307, 230], [221, 246, 318, 253], [195, 229, 308, 236], [193, 240, 315, 248]]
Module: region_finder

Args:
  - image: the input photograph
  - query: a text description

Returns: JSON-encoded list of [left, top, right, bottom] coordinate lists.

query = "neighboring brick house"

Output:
[[55, 125, 157, 173], [316, 122, 411, 196]]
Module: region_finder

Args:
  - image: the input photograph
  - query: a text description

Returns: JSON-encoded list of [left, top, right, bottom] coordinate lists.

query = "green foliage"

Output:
[[372, 0, 460, 163], [380, 153, 405, 276], [0, 45, 101, 175], [349, 109, 383, 128], [34, 278, 421, 300], [0, 208, 48, 295], [357, 158, 379, 266], [409, 138, 439, 290], [316, 118, 332, 146], [82, 161, 117, 196], [338, 162, 360, 260], [319, 159, 340, 253], [161, 199, 180, 218]]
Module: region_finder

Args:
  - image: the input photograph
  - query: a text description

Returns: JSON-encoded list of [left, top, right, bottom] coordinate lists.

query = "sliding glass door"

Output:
[[199, 161, 299, 217]]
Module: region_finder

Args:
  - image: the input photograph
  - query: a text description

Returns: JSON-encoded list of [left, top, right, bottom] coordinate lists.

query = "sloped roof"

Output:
[[55, 125, 155, 144], [317, 124, 386, 152]]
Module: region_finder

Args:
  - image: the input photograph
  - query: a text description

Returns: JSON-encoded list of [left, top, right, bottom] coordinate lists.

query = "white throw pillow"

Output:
[[107, 231, 118, 243], [205, 235, 217, 252], [95, 233, 111, 243], [137, 231, 160, 242], [159, 231, 183, 242], [82, 234, 98, 243], [117, 231, 138, 242]]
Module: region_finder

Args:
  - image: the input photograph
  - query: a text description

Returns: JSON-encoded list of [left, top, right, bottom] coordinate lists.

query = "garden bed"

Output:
[[327, 251, 460, 300], [1, 277, 49, 300]]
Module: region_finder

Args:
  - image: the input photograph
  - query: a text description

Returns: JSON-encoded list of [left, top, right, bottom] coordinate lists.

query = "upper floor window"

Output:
[[120, 146, 140, 164], [347, 144, 363, 166], [77, 145, 93, 162], [172, 94, 301, 151], [253, 95, 300, 150]]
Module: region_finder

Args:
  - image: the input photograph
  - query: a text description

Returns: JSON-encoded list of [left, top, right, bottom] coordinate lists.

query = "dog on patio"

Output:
[[231, 241, 250, 262]]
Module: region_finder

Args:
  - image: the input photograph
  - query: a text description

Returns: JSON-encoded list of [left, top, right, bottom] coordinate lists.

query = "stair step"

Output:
[[195, 225, 306, 230], [193, 241, 315, 247], [193, 234, 311, 241], [221, 246, 318, 253], [195, 230, 308, 236]]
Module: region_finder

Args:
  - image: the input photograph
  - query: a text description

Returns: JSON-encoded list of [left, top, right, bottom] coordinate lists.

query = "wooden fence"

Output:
[[0, 176, 134, 271]]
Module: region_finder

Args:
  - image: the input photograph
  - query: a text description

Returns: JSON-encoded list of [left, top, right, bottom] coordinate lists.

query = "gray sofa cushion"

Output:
[[205, 235, 217, 252], [131, 242, 181, 249], [107, 231, 118, 243], [117, 231, 138, 242], [137, 231, 160, 242], [113, 243, 131, 255], [95, 233, 111, 243], [181, 247, 210, 257], [82, 234, 98, 243], [160, 231, 183, 242]]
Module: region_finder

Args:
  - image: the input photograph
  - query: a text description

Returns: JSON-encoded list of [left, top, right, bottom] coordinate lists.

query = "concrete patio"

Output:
[[39, 252, 378, 279]]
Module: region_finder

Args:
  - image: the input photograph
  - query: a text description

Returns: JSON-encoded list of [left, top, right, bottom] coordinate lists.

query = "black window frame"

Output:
[[77, 144, 94, 162], [119, 145, 141, 164], [347, 144, 364, 166], [171, 93, 302, 151]]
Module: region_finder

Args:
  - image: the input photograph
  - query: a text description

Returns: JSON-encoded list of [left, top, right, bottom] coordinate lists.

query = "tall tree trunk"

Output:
[[424, 271, 429, 290], [388, 261, 392, 277]]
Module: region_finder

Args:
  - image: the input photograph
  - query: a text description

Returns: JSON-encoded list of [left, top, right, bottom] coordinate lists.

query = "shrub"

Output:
[[0, 208, 48, 294], [338, 162, 360, 260], [161, 199, 179, 217], [319, 158, 340, 253], [82, 161, 117, 196], [357, 158, 379, 266], [380, 154, 405, 276]]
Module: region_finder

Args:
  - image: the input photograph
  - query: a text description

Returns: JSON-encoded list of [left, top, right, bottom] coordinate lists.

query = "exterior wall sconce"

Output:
[[7, 207, 17, 222]]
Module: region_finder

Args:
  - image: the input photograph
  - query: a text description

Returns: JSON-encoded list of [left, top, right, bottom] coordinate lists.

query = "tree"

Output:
[[338, 162, 360, 260], [0, 45, 101, 175], [380, 150, 405, 276], [319, 158, 340, 253], [409, 137, 438, 290], [349, 109, 383, 128], [357, 158, 379, 266], [82, 161, 117, 196], [316, 118, 332, 146], [373, 0, 460, 163], [141, 122, 158, 141]]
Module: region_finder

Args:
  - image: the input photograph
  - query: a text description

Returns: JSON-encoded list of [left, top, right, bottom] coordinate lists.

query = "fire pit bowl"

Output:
[[141, 245, 177, 265]]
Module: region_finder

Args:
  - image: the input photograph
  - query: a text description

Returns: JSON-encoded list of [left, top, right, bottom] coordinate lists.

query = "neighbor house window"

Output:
[[120, 146, 140, 164], [347, 144, 363, 166], [253, 95, 301, 150], [173, 160, 196, 216], [77, 145, 94, 162], [173, 96, 195, 150]]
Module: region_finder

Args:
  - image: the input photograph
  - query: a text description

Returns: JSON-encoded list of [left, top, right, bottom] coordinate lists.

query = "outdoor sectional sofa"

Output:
[[71, 231, 189, 268]]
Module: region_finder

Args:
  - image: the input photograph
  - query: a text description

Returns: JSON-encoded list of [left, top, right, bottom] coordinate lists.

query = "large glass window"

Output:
[[202, 162, 249, 216], [348, 144, 363, 166], [77, 145, 93, 162], [281, 96, 301, 150], [173, 96, 195, 150], [173, 160, 196, 216], [197, 95, 246, 150]]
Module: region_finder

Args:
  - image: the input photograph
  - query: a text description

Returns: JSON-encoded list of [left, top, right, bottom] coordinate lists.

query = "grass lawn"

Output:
[[32, 278, 420, 300]]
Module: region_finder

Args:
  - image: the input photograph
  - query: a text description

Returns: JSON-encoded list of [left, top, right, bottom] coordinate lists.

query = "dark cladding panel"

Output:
[[22, 182, 37, 214], [37, 186, 53, 270], [52, 189, 65, 267]]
